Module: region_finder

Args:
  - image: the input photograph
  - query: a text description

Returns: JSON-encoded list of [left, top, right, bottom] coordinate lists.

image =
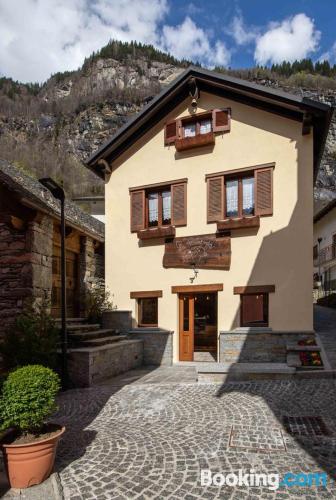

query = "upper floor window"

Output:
[[164, 109, 231, 152], [130, 179, 187, 237], [206, 164, 274, 224], [226, 175, 255, 218], [148, 188, 171, 227]]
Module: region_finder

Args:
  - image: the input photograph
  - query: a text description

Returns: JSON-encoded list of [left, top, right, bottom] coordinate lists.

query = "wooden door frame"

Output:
[[177, 286, 222, 362], [178, 294, 194, 361]]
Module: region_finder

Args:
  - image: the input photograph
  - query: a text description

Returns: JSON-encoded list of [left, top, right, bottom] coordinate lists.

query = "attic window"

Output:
[[164, 108, 231, 151]]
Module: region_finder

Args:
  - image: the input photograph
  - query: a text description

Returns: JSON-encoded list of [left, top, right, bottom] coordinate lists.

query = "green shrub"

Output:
[[0, 300, 59, 370], [85, 279, 116, 323], [0, 365, 60, 434]]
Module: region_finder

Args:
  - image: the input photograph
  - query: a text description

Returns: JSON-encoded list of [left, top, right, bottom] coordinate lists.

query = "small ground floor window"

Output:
[[138, 297, 158, 327], [240, 293, 269, 327]]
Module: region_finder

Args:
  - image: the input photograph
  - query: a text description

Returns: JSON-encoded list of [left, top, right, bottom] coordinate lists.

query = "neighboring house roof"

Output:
[[86, 66, 333, 180], [0, 160, 104, 241], [314, 197, 336, 223]]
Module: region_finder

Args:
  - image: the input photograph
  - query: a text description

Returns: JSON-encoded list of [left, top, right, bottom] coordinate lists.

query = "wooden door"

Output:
[[51, 245, 79, 318], [179, 294, 194, 361]]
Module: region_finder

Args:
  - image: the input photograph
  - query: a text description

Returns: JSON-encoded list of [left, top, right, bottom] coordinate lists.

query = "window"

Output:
[[130, 179, 187, 234], [313, 244, 318, 260], [147, 188, 171, 227], [182, 116, 213, 138], [164, 109, 231, 149], [241, 293, 269, 327], [206, 164, 273, 223], [225, 175, 255, 218], [138, 297, 158, 327]]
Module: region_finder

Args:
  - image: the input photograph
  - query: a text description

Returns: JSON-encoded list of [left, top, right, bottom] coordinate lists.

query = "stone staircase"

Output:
[[55, 318, 127, 349]]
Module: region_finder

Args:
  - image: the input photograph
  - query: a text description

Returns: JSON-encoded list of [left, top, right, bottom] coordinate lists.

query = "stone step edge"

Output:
[[69, 329, 117, 338], [70, 335, 128, 346]]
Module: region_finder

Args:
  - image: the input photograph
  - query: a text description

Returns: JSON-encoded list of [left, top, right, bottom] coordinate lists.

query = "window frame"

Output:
[[224, 172, 255, 219], [180, 111, 213, 139], [137, 297, 159, 328], [146, 185, 172, 228], [240, 292, 269, 327]]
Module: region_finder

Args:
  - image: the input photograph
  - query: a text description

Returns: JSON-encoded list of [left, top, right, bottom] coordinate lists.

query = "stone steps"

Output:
[[70, 335, 127, 348], [69, 329, 118, 341], [56, 319, 127, 349]]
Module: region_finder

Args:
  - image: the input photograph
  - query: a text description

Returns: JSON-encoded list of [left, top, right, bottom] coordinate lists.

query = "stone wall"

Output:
[[0, 214, 53, 337], [67, 339, 144, 387], [79, 236, 105, 316], [128, 329, 173, 366], [220, 330, 316, 364]]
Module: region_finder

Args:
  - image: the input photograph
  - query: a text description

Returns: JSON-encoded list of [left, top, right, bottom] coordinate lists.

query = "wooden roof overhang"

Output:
[[0, 180, 104, 243], [86, 66, 333, 182]]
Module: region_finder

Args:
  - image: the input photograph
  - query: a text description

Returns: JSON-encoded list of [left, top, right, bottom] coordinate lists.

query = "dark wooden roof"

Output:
[[86, 66, 333, 180], [314, 197, 336, 223], [0, 160, 104, 241]]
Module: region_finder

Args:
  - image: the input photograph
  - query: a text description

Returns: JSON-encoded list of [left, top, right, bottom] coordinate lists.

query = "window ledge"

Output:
[[137, 225, 176, 240], [217, 215, 260, 231], [175, 131, 215, 152]]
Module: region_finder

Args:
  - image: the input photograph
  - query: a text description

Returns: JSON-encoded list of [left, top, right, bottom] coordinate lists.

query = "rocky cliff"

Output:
[[0, 46, 335, 204]]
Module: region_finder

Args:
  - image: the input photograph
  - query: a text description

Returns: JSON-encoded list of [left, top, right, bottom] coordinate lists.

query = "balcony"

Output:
[[314, 243, 336, 266]]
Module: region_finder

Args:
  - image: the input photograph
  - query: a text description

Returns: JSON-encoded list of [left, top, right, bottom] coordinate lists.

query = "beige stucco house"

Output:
[[314, 199, 336, 292], [87, 67, 332, 366]]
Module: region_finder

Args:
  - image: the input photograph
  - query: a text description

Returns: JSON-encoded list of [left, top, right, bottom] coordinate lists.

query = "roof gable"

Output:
[[86, 66, 333, 180]]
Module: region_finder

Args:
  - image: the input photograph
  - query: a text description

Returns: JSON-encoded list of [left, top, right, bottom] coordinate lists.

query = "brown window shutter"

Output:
[[171, 183, 187, 226], [130, 190, 145, 232], [212, 108, 231, 133], [255, 167, 273, 216], [207, 176, 224, 222], [164, 120, 177, 145]]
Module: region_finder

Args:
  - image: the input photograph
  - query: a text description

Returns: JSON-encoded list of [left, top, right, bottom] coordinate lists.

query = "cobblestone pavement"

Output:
[[53, 376, 336, 499], [314, 304, 336, 369]]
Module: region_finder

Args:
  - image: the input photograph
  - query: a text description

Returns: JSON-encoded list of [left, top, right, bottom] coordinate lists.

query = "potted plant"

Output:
[[0, 365, 64, 489]]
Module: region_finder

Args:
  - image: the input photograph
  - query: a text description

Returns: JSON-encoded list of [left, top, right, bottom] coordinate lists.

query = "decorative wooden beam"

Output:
[[98, 158, 112, 175], [172, 283, 223, 294], [130, 290, 163, 298], [302, 113, 312, 135], [233, 285, 275, 295]]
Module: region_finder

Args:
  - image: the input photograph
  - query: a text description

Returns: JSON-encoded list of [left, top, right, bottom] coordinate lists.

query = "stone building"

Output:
[[0, 160, 104, 337]]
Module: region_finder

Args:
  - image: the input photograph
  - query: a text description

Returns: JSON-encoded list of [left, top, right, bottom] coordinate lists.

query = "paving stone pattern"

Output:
[[53, 373, 336, 499]]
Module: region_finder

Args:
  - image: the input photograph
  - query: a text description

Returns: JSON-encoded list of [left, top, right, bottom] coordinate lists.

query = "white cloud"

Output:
[[0, 0, 231, 83], [319, 42, 336, 63], [227, 14, 258, 46], [254, 13, 321, 65], [161, 17, 231, 67], [0, 0, 168, 82]]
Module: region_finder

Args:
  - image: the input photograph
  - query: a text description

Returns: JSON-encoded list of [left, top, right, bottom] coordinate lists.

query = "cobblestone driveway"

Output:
[[54, 373, 336, 499]]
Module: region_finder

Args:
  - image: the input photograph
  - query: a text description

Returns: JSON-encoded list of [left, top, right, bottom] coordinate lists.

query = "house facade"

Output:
[[314, 199, 336, 293], [0, 160, 104, 336], [87, 68, 332, 365]]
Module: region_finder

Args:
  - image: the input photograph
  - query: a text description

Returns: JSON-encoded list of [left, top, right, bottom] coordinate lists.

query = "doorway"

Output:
[[179, 292, 218, 362]]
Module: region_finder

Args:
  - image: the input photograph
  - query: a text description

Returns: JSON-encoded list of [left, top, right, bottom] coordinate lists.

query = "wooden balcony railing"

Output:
[[314, 243, 336, 266]]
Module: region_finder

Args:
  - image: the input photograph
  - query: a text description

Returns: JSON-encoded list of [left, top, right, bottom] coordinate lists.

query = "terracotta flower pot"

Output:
[[1, 425, 65, 489]]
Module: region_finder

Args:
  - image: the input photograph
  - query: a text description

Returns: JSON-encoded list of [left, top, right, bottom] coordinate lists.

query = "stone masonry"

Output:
[[0, 214, 53, 337]]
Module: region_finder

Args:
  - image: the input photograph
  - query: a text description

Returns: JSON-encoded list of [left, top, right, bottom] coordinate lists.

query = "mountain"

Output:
[[0, 40, 335, 203]]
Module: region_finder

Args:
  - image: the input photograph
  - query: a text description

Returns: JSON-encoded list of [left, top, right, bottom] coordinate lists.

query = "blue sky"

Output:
[[1, 0, 336, 82]]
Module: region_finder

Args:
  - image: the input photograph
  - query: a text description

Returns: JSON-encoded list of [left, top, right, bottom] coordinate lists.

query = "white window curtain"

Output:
[[148, 192, 158, 224], [242, 177, 254, 215], [184, 122, 196, 137], [226, 180, 238, 217], [200, 119, 211, 135], [162, 190, 171, 223]]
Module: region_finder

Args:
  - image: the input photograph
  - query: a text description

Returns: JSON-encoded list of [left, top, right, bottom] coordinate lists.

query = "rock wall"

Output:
[[0, 213, 53, 337]]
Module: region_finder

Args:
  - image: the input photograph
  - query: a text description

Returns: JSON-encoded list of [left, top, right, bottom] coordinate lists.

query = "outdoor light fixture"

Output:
[[39, 177, 68, 389]]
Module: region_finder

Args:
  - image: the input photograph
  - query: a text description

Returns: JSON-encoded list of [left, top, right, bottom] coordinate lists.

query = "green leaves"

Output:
[[0, 365, 60, 434], [0, 300, 60, 370]]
